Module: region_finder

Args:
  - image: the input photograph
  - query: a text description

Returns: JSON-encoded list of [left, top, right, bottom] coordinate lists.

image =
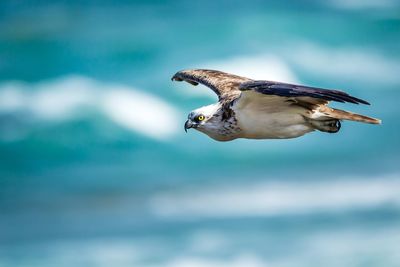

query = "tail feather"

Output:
[[319, 106, 381, 124]]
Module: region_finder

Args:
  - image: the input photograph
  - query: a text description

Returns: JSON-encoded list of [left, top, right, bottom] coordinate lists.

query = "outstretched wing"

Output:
[[239, 80, 370, 105], [172, 69, 251, 100]]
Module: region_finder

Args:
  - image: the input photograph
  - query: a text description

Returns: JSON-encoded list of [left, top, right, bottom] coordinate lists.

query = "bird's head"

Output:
[[184, 103, 221, 133]]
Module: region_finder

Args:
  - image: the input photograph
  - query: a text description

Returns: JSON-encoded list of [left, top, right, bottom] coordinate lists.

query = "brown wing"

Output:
[[171, 69, 252, 100]]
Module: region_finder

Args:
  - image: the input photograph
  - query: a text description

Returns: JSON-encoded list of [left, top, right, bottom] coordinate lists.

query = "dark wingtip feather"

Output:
[[171, 70, 200, 85], [330, 92, 371, 105], [171, 71, 183, 82], [354, 97, 370, 105]]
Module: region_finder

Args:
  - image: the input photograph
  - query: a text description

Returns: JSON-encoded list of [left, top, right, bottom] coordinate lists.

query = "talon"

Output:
[[336, 120, 341, 131], [306, 118, 341, 133]]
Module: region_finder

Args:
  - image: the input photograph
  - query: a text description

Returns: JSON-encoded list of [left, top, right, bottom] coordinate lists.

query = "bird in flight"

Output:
[[172, 69, 380, 141]]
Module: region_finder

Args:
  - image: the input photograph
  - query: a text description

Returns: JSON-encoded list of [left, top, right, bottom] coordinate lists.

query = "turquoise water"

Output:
[[1, 1, 400, 266]]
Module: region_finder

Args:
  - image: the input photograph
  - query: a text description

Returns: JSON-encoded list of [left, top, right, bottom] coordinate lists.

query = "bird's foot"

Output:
[[308, 119, 341, 133]]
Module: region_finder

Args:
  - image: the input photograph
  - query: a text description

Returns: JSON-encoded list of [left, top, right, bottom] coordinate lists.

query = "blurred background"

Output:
[[1, 1, 400, 266]]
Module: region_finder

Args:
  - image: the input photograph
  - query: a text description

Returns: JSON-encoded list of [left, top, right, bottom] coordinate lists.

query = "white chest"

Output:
[[233, 103, 313, 139]]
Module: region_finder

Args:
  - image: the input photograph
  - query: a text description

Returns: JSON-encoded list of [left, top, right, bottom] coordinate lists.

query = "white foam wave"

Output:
[[101, 87, 179, 140], [204, 55, 299, 83], [149, 175, 400, 218], [285, 43, 400, 85], [176, 55, 298, 98], [0, 76, 180, 140]]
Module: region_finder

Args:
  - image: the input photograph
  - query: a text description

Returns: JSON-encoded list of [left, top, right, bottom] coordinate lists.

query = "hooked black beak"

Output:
[[184, 120, 193, 133]]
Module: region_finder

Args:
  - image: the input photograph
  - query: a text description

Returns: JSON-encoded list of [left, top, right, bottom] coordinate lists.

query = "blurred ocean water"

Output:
[[0, 1, 400, 266]]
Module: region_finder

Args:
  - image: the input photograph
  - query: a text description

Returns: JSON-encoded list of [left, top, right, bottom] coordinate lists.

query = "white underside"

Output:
[[233, 93, 314, 139], [235, 109, 313, 139]]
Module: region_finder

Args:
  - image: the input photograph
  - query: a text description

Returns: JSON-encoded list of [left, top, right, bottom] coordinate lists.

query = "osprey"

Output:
[[172, 69, 381, 141]]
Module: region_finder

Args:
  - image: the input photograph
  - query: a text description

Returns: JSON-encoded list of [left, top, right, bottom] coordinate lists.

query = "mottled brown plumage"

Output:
[[172, 69, 250, 101]]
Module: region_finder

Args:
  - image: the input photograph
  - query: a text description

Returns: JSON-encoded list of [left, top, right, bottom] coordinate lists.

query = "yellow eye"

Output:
[[198, 115, 205, 121]]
